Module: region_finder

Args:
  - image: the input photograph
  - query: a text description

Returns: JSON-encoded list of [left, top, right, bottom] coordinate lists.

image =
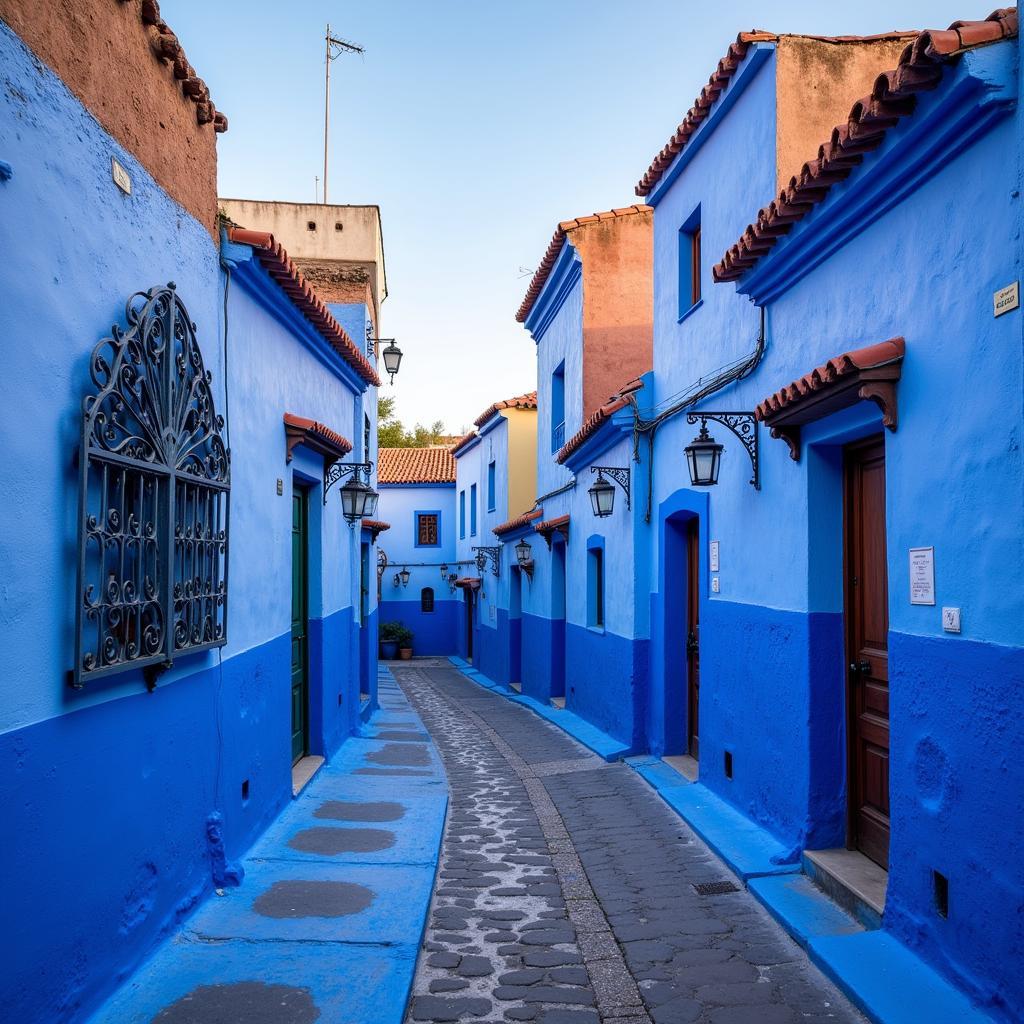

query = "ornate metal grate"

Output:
[[74, 283, 230, 688], [692, 880, 740, 896]]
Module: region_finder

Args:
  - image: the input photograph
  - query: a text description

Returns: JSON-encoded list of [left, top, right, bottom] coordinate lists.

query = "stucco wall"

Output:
[[774, 35, 914, 192], [0, 0, 220, 233], [575, 210, 654, 417], [503, 407, 538, 519]]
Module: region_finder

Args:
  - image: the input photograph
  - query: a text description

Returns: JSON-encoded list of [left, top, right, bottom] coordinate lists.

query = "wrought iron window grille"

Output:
[[472, 546, 501, 577], [684, 411, 760, 489], [74, 283, 230, 690]]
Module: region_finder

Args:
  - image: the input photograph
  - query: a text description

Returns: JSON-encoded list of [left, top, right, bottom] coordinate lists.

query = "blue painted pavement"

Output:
[[88, 669, 447, 1024]]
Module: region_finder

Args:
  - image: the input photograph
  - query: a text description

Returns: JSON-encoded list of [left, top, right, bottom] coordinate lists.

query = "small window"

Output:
[[363, 413, 371, 463], [487, 461, 496, 511], [551, 361, 565, 453], [307, 220, 317, 231], [678, 205, 702, 318], [470, 484, 477, 536], [588, 544, 604, 629], [459, 490, 466, 539], [421, 587, 435, 613], [416, 512, 439, 547], [335, 221, 344, 232]]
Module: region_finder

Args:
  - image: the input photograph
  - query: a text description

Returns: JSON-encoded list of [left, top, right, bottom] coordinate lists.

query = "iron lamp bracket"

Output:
[[324, 460, 373, 504], [685, 411, 759, 489], [590, 465, 631, 510], [472, 545, 501, 577]]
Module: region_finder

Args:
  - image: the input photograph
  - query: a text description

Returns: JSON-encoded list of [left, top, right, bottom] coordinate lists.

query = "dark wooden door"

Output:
[[845, 437, 890, 868], [291, 490, 309, 765], [686, 518, 701, 758], [465, 591, 474, 662]]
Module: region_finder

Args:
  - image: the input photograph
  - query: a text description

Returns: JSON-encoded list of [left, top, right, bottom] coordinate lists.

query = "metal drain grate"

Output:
[[692, 880, 740, 896]]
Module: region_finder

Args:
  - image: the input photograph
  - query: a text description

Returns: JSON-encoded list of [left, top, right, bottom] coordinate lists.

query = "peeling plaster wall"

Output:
[[0, 0, 220, 233]]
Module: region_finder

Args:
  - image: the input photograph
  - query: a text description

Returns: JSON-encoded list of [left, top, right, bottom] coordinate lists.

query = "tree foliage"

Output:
[[378, 395, 447, 448]]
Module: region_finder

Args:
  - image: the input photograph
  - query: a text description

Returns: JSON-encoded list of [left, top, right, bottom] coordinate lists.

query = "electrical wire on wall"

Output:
[[626, 305, 767, 521]]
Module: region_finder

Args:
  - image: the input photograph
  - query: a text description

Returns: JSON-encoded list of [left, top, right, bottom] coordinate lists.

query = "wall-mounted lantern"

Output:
[[377, 549, 388, 581], [447, 572, 458, 593], [439, 562, 449, 580], [588, 466, 630, 517], [365, 325, 404, 384], [392, 572, 401, 588], [514, 538, 535, 579], [326, 460, 379, 521], [684, 412, 759, 490], [399, 566, 411, 588]]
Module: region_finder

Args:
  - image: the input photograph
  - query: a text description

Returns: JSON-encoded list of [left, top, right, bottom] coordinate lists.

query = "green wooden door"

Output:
[[291, 490, 309, 764]]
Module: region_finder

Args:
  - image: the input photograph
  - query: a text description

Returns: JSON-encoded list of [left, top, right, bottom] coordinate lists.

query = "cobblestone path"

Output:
[[395, 663, 865, 1024]]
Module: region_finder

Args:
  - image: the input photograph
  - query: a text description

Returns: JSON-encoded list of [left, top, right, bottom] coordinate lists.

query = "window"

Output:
[[459, 490, 466, 539], [678, 205, 702, 318], [551, 361, 565, 452], [74, 284, 229, 687], [487, 461, 496, 511], [421, 587, 435, 613], [415, 511, 440, 547], [363, 413, 371, 463], [470, 484, 477, 536], [587, 540, 605, 629]]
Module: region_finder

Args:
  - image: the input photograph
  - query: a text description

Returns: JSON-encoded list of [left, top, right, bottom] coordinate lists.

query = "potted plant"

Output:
[[379, 621, 403, 661], [397, 624, 414, 660]]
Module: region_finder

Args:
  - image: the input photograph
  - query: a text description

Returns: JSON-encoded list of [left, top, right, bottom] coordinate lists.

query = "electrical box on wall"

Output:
[[942, 607, 961, 633]]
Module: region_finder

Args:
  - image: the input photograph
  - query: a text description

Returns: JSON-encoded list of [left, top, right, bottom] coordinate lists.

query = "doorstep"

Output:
[[291, 754, 324, 796], [803, 847, 886, 929], [446, 658, 632, 762]]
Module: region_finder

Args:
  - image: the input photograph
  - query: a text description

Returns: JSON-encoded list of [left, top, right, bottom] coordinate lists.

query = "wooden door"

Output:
[[686, 518, 700, 758], [291, 490, 309, 764], [845, 437, 890, 868]]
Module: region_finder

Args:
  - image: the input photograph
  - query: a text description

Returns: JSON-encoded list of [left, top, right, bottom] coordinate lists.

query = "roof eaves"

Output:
[[713, 8, 1018, 284]]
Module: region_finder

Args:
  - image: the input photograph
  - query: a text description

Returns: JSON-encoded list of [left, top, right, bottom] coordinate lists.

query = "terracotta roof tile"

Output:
[[714, 9, 1018, 283], [361, 519, 390, 532], [450, 430, 479, 456], [228, 228, 380, 387], [635, 31, 778, 197], [493, 507, 544, 537], [140, 0, 227, 131], [754, 337, 905, 421], [556, 379, 643, 464], [378, 447, 456, 484], [474, 391, 538, 428], [516, 206, 651, 323], [283, 413, 353, 461]]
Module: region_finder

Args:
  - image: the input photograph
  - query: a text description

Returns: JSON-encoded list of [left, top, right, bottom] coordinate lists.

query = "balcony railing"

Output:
[[552, 420, 565, 453]]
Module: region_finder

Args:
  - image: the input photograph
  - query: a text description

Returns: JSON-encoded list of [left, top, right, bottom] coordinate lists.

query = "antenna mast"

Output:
[[323, 24, 364, 205]]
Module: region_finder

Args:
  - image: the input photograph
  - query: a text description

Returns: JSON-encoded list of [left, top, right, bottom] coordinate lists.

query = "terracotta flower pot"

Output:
[[399, 647, 413, 660]]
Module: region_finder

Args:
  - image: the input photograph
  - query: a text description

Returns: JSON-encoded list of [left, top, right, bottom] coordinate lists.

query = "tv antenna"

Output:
[[323, 24, 364, 205]]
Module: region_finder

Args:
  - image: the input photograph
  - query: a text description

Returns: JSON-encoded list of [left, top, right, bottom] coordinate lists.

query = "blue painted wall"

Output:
[[0, 22, 376, 1022], [647, 38, 1022, 1020]]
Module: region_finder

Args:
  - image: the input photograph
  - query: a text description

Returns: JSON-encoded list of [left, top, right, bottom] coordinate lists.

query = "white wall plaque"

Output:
[[909, 547, 935, 605], [111, 157, 131, 195], [709, 541, 720, 572], [994, 281, 1018, 317]]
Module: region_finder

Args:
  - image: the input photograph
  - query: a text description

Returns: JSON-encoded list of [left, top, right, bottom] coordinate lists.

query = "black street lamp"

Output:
[[399, 566, 411, 588], [381, 340, 403, 383], [587, 466, 630, 517], [340, 475, 378, 522], [683, 412, 760, 490], [684, 421, 724, 487], [514, 538, 534, 579]]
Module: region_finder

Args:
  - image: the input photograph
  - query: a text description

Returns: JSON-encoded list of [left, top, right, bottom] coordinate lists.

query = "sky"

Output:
[[168, 0, 986, 433]]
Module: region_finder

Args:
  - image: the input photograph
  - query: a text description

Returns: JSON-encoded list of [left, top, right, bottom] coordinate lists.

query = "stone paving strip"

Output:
[[88, 671, 447, 1024], [397, 664, 866, 1024]]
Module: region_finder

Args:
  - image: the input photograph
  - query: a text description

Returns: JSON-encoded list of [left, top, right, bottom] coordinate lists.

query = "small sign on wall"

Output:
[[709, 540, 720, 572], [994, 281, 1019, 317], [111, 157, 132, 195], [909, 547, 935, 605]]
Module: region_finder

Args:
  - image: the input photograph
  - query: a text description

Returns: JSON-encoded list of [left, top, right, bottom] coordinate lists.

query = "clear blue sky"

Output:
[[169, 0, 985, 432]]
